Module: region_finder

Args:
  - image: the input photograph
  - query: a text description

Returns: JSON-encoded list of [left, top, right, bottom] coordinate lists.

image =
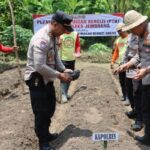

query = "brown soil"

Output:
[[0, 62, 149, 150]]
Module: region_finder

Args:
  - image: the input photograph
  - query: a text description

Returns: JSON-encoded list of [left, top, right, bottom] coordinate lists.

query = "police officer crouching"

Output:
[[24, 11, 74, 150]]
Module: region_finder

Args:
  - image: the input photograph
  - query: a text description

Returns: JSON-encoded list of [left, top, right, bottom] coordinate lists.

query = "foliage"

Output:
[[0, 25, 33, 59], [85, 43, 111, 63], [79, 38, 85, 48], [0, 0, 150, 63], [0, 0, 150, 31], [88, 43, 111, 52]]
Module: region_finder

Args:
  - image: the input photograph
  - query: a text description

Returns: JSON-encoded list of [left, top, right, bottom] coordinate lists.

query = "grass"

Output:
[[80, 52, 111, 63]]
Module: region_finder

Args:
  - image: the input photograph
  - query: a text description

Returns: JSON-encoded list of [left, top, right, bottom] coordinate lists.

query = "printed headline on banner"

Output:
[[33, 14, 124, 37]]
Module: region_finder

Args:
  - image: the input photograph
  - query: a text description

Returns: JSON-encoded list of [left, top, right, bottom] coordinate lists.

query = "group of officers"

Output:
[[0, 9, 149, 150], [0, 9, 144, 150], [111, 10, 150, 147]]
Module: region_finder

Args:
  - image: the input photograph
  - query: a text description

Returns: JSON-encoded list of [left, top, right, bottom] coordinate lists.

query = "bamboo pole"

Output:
[[7, 0, 25, 93]]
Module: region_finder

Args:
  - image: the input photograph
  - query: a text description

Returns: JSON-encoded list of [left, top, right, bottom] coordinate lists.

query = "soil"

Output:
[[0, 62, 150, 150]]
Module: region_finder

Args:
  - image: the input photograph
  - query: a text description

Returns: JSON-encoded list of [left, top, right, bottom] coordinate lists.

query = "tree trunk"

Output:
[[7, 0, 25, 93]]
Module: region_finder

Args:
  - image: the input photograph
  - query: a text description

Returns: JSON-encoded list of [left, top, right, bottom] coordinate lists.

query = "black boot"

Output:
[[39, 142, 55, 150], [48, 133, 59, 142], [135, 121, 150, 146], [125, 110, 136, 119], [131, 121, 143, 132]]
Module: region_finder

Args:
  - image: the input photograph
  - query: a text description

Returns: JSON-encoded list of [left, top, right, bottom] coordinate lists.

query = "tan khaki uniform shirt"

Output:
[[24, 24, 65, 84], [130, 23, 150, 85]]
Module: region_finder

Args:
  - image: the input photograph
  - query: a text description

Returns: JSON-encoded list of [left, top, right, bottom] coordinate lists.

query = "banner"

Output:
[[33, 14, 123, 37]]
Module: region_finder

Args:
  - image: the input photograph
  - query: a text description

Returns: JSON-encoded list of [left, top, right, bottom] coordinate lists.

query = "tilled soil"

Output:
[[0, 62, 149, 150]]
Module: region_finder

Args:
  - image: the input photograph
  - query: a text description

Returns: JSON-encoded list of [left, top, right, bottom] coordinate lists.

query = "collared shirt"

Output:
[[24, 24, 65, 84], [122, 34, 139, 78], [130, 23, 150, 85], [123, 33, 139, 64]]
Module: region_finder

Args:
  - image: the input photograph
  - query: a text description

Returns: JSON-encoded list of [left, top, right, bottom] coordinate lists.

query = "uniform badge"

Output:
[[40, 41, 47, 49]]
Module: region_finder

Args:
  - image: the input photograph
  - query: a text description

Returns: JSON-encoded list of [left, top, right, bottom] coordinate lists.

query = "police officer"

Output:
[[118, 10, 150, 145], [122, 34, 143, 131], [24, 11, 74, 150]]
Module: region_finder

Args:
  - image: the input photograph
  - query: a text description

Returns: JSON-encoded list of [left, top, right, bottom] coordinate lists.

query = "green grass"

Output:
[[81, 43, 112, 63]]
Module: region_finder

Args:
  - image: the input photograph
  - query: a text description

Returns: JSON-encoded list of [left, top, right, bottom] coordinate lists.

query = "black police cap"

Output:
[[52, 10, 74, 32]]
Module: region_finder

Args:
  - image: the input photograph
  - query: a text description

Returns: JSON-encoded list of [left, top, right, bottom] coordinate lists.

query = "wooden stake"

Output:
[[7, 0, 25, 93]]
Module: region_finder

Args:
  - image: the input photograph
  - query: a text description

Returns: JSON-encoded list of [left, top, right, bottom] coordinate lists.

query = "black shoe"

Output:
[[125, 110, 136, 119], [135, 135, 150, 146], [48, 133, 59, 142], [39, 142, 55, 150], [131, 121, 143, 132]]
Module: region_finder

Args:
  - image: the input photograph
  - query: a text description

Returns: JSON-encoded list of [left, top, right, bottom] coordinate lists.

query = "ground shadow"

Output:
[[137, 143, 150, 150], [51, 124, 93, 150], [69, 85, 87, 99], [127, 130, 150, 150]]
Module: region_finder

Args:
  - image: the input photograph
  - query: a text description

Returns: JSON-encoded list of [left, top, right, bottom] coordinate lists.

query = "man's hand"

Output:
[[134, 68, 147, 80], [64, 69, 73, 73], [12, 46, 18, 51], [74, 53, 81, 58], [114, 63, 131, 74], [58, 72, 72, 82], [119, 63, 130, 72]]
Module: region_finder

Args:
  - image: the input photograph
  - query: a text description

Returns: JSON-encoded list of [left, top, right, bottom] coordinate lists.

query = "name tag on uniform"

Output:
[[92, 132, 119, 141]]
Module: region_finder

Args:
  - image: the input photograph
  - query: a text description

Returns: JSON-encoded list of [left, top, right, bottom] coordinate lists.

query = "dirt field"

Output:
[[0, 62, 150, 150]]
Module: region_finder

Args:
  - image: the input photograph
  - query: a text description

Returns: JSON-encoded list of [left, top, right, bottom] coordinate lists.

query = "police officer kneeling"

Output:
[[24, 11, 74, 150]]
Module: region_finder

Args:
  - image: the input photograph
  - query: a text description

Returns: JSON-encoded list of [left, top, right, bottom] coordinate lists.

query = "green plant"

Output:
[[88, 43, 111, 53], [86, 43, 111, 63], [0, 25, 33, 59]]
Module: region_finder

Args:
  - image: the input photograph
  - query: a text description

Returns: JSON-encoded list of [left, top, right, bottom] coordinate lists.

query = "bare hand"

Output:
[[114, 63, 130, 74], [134, 68, 147, 80], [113, 64, 127, 75], [119, 64, 130, 72], [12, 46, 18, 51], [74, 53, 81, 58], [64, 69, 73, 73], [113, 67, 119, 75], [58, 72, 72, 82]]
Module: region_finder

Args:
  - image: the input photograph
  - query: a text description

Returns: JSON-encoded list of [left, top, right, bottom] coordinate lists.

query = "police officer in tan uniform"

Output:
[[123, 34, 143, 131], [24, 11, 74, 150], [117, 10, 150, 146]]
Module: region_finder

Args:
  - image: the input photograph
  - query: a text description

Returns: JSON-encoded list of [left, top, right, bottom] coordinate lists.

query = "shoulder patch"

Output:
[[40, 41, 47, 49]]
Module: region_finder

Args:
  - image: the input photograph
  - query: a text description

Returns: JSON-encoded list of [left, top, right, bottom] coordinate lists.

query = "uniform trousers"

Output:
[[26, 72, 56, 144]]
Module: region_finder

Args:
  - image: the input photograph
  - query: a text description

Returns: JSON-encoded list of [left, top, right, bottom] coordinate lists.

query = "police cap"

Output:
[[52, 10, 74, 32]]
